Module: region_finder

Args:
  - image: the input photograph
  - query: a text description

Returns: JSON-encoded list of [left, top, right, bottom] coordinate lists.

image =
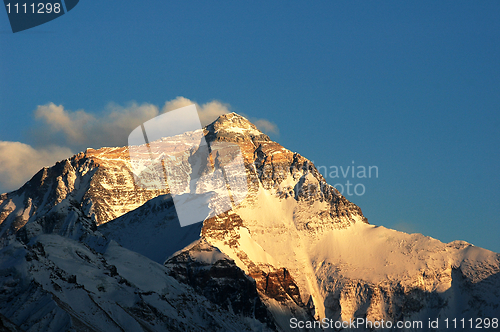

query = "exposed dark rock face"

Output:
[[165, 240, 277, 330], [249, 268, 303, 307]]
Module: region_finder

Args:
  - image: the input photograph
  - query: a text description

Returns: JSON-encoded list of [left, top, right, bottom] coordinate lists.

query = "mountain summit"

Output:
[[0, 112, 498, 331], [207, 112, 263, 134]]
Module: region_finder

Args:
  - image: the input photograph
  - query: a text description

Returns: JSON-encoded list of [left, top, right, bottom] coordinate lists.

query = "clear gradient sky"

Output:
[[0, 1, 499, 252]]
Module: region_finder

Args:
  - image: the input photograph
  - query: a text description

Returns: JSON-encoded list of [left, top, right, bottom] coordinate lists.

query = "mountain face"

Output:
[[0, 112, 499, 331]]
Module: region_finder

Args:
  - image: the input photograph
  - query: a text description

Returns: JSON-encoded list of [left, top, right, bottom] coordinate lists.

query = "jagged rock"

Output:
[[165, 240, 277, 330]]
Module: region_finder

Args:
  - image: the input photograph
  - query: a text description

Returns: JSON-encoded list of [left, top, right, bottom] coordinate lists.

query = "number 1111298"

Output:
[[6, 3, 61, 14], [444, 318, 498, 329]]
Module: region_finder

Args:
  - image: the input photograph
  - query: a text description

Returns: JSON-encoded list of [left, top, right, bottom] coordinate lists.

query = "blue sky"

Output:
[[0, 1, 499, 252]]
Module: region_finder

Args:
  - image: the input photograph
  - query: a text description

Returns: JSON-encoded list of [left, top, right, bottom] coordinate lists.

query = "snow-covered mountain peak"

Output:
[[212, 112, 257, 130], [1, 112, 499, 331], [205, 112, 268, 140]]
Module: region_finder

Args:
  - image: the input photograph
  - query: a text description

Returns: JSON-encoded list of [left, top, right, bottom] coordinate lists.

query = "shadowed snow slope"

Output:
[[99, 194, 203, 264]]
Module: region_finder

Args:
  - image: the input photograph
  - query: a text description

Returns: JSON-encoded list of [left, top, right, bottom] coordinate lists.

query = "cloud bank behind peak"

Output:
[[0, 97, 278, 194]]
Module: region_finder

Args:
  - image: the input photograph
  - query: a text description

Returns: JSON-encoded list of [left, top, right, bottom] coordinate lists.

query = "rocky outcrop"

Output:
[[249, 268, 302, 306], [165, 240, 276, 329]]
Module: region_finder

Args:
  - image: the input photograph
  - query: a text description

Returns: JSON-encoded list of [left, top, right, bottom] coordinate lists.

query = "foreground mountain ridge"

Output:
[[0, 112, 499, 331]]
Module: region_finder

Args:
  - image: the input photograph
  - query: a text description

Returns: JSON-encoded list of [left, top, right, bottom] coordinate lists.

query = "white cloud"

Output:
[[161, 97, 279, 134], [33, 98, 228, 151], [252, 118, 279, 135], [34, 102, 160, 151], [161, 97, 230, 127], [33, 97, 278, 152], [0, 141, 73, 194], [0, 97, 279, 192]]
